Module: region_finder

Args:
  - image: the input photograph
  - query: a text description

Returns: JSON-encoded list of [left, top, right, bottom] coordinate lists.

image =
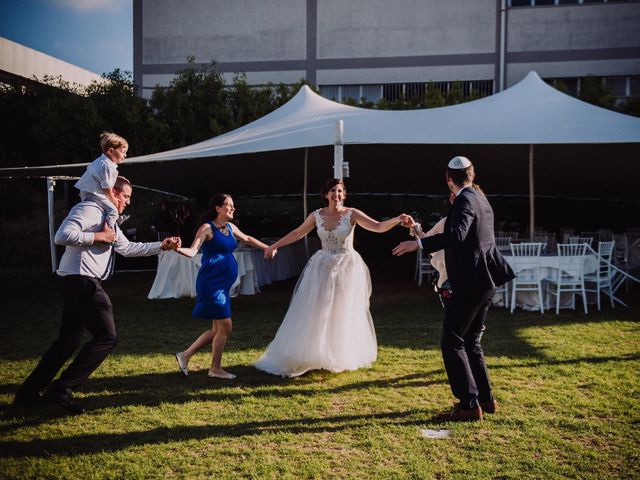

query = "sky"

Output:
[[0, 0, 132, 76]]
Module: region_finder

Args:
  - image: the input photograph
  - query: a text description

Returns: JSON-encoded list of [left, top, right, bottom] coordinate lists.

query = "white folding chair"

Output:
[[560, 228, 574, 244], [496, 231, 519, 241], [584, 241, 615, 310], [581, 231, 600, 244], [568, 235, 593, 248], [548, 243, 588, 315], [509, 242, 544, 314], [495, 236, 512, 253], [415, 249, 436, 287], [532, 233, 550, 253]]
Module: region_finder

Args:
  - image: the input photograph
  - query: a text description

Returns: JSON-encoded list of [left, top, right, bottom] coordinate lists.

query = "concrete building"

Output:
[[134, 0, 640, 101], [0, 37, 104, 89]]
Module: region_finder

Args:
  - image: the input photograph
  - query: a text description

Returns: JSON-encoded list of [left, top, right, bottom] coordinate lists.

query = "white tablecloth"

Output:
[[147, 239, 318, 299], [500, 254, 598, 311], [147, 249, 257, 299]]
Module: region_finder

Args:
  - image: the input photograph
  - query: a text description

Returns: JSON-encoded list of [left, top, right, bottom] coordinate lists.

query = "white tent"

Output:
[[124, 71, 640, 165]]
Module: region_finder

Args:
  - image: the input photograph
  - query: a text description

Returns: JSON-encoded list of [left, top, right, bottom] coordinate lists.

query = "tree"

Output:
[[445, 81, 464, 105], [148, 57, 231, 149], [85, 69, 165, 156], [424, 83, 445, 108], [579, 75, 615, 110]]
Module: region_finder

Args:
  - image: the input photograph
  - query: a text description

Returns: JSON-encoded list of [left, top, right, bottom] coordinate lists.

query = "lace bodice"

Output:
[[314, 209, 355, 254]]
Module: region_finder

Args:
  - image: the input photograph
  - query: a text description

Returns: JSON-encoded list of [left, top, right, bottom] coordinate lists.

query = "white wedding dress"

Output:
[[255, 209, 378, 377]]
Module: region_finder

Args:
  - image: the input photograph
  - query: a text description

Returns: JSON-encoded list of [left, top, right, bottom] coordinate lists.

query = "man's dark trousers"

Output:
[[440, 288, 496, 410], [15, 275, 117, 399]]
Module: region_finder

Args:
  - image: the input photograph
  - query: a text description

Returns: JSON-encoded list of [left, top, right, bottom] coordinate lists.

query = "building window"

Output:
[[604, 77, 628, 97], [547, 77, 580, 96], [320, 80, 494, 106], [320, 85, 340, 101], [382, 84, 405, 103], [341, 86, 360, 102], [361, 85, 383, 103], [546, 75, 639, 102]]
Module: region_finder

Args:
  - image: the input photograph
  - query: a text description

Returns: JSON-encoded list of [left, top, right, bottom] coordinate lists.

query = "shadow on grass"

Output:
[[3, 351, 638, 436], [0, 408, 431, 458], [0, 370, 446, 429]]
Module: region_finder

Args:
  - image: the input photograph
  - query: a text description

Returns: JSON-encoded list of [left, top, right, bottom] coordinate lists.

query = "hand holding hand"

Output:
[[162, 236, 181, 251], [399, 214, 415, 228], [264, 245, 278, 260], [391, 240, 420, 256]]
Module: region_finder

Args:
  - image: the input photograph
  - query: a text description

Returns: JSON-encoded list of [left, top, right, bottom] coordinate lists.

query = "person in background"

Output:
[[152, 199, 178, 238], [176, 203, 197, 246]]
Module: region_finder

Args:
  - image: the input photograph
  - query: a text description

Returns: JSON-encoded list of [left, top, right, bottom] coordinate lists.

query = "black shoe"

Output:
[[437, 403, 483, 422], [13, 393, 43, 407], [479, 399, 498, 414], [43, 392, 86, 415]]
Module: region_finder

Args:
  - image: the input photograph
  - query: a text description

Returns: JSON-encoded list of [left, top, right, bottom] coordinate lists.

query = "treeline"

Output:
[[0, 59, 316, 169]]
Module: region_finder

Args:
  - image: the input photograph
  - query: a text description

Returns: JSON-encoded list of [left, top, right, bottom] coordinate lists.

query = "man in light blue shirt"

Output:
[[14, 176, 180, 414]]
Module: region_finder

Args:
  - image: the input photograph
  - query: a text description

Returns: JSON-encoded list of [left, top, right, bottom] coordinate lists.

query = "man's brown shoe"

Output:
[[479, 400, 498, 414], [437, 404, 483, 422]]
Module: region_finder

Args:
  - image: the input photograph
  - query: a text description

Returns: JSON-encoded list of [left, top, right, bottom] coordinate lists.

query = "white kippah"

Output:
[[448, 156, 472, 169]]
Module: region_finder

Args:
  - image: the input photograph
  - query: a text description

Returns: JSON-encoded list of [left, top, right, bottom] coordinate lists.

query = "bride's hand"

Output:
[[399, 214, 415, 228]]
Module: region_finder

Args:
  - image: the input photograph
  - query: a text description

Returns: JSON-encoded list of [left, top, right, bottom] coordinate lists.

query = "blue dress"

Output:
[[192, 222, 238, 320]]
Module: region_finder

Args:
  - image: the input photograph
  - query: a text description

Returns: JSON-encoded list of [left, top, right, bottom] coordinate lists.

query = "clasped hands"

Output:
[[161, 236, 182, 251], [392, 213, 421, 257], [264, 245, 278, 260]]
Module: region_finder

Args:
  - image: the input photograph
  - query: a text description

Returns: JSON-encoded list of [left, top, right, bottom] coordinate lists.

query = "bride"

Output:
[[254, 179, 407, 377]]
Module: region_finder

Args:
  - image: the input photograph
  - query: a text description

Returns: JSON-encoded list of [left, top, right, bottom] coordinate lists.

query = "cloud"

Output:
[[49, 0, 129, 14]]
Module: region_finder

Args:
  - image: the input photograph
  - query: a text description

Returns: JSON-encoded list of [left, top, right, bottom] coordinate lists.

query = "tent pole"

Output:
[[498, 0, 507, 92], [529, 144, 535, 241], [334, 120, 344, 180], [303, 148, 309, 258], [47, 177, 58, 273]]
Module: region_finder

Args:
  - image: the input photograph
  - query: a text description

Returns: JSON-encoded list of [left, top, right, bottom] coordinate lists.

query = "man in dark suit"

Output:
[[393, 156, 515, 421]]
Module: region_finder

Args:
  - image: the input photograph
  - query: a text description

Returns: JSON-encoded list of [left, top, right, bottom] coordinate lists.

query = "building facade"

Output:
[[134, 0, 640, 101]]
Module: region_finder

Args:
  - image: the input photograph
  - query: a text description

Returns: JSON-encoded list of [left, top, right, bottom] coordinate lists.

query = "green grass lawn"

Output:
[[1, 266, 639, 479]]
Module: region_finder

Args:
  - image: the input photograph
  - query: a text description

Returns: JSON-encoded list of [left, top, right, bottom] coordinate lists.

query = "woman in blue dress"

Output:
[[174, 194, 271, 379]]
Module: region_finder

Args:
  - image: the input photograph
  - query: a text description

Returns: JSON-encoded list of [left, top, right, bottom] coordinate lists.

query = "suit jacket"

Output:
[[420, 187, 515, 298]]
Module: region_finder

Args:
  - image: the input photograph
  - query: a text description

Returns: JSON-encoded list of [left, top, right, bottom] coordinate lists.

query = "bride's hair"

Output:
[[320, 179, 347, 202], [201, 193, 231, 223]]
